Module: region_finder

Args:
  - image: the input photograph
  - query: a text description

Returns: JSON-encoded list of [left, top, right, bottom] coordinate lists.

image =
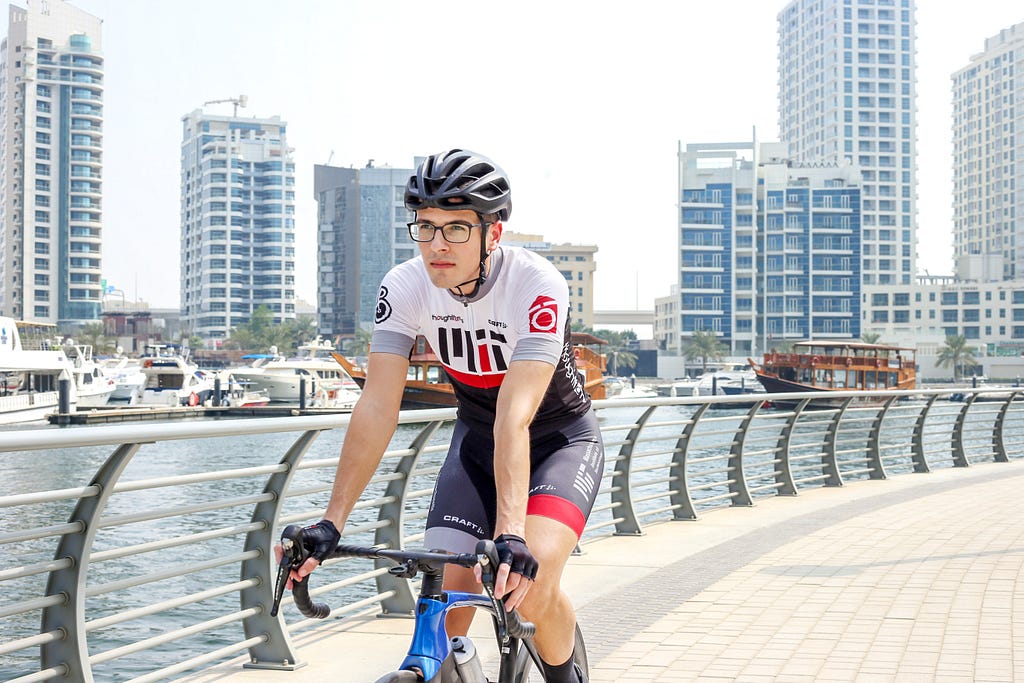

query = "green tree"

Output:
[[936, 335, 977, 381], [684, 330, 725, 373], [223, 306, 315, 354], [593, 328, 638, 376], [345, 327, 374, 357], [860, 332, 882, 344], [76, 322, 112, 353]]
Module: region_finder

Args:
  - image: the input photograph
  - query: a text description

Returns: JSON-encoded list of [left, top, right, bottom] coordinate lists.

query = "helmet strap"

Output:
[[450, 218, 492, 300]]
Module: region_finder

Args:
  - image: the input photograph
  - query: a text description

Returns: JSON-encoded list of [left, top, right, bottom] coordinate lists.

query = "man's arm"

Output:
[[293, 351, 408, 579], [490, 358, 555, 605]]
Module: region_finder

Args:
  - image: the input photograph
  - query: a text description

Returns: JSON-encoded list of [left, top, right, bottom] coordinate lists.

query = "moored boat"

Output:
[[228, 338, 360, 406], [748, 341, 916, 407], [0, 317, 78, 424]]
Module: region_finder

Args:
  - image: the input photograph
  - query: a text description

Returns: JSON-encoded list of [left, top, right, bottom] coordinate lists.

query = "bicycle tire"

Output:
[[513, 622, 588, 682], [373, 670, 420, 683]]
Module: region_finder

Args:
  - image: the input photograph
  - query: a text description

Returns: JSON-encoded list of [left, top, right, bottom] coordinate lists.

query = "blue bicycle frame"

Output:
[[399, 590, 499, 681]]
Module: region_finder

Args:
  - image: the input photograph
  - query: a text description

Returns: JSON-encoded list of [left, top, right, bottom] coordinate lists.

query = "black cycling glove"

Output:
[[494, 533, 538, 581], [302, 519, 340, 563]]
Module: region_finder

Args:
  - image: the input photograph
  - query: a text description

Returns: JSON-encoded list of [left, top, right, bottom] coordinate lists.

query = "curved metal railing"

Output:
[[1, 386, 1022, 682]]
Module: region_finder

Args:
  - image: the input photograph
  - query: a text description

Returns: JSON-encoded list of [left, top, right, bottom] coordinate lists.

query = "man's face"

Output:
[[415, 207, 498, 290]]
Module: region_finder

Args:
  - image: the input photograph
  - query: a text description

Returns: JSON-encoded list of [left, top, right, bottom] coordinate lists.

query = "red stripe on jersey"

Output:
[[478, 344, 492, 373], [446, 365, 505, 389], [527, 494, 586, 539]]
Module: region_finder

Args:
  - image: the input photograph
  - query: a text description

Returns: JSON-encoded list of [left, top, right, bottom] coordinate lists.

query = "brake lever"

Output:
[[270, 524, 307, 618], [475, 539, 509, 641]]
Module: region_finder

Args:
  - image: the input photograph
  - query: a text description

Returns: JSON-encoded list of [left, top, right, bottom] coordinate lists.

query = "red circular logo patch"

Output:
[[528, 296, 558, 333]]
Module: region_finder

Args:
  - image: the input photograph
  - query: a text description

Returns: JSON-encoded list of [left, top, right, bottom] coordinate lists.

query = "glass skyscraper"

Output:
[[0, 2, 103, 324], [778, 0, 916, 287], [314, 161, 414, 337], [179, 108, 296, 342]]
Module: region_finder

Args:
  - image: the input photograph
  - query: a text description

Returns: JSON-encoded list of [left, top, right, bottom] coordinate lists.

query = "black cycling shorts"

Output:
[[423, 408, 605, 554]]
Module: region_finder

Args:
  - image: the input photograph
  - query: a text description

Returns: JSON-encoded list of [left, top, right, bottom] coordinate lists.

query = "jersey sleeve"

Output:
[[509, 255, 570, 366], [370, 261, 421, 357]]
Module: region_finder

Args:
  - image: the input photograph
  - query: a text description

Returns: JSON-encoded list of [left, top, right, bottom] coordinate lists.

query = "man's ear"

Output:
[[487, 221, 503, 250]]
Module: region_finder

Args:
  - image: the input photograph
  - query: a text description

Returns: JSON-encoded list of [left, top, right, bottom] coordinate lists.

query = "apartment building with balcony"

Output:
[[0, 1, 103, 324], [778, 0, 916, 287], [676, 138, 862, 356], [180, 107, 295, 342]]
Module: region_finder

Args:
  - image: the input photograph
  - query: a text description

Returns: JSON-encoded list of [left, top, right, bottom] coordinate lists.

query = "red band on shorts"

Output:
[[527, 494, 586, 539]]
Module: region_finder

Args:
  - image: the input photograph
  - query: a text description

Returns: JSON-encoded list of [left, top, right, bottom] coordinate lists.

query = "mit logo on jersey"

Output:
[[435, 326, 510, 376]]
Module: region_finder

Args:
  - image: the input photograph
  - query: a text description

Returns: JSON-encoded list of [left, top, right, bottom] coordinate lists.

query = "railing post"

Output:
[[865, 397, 898, 480], [951, 394, 976, 468], [726, 401, 763, 507], [911, 394, 937, 473], [991, 391, 1019, 463], [773, 398, 809, 496], [821, 398, 852, 487], [610, 405, 658, 536], [242, 429, 323, 670], [669, 403, 710, 521], [41, 442, 143, 683], [373, 420, 445, 615]]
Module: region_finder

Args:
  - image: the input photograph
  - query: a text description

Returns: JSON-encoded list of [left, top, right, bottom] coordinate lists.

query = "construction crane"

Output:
[[203, 94, 248, 117]]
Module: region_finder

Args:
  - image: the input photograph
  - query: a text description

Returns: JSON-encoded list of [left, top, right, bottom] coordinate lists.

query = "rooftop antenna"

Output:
[[203, 94, 248, 117]]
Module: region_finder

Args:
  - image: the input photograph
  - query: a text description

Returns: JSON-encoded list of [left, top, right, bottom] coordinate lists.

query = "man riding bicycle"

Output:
[[292, 149, 604, 683]]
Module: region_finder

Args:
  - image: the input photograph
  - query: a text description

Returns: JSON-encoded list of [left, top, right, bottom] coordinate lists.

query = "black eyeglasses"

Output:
[[407, 221, 487, 244]]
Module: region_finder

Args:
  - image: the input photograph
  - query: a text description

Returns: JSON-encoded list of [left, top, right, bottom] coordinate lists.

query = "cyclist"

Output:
[[291, 149, 603, 683]]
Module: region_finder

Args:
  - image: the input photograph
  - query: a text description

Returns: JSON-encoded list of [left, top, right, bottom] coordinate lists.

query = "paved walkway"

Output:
[[192, 461, 1024, 682]]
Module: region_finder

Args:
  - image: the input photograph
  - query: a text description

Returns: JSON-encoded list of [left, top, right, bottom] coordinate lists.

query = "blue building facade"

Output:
[[314, 162, 413, 337], [678, 140, 862, 356]]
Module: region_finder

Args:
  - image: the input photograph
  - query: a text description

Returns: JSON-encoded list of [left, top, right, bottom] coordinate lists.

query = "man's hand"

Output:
[[490, 533, 538, 610], [273, 519, 340, 586]]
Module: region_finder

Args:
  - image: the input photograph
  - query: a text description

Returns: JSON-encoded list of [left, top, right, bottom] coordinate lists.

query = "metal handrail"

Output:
[[1, 386, 1022, 682]]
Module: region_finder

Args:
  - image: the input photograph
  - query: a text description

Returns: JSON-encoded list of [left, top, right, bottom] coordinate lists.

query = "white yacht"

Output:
[[137, 344, 215, 407], [229, 337, 361, 407], [100, 352, 147, 402], [65, 342, 116, 408], [0, 317, 78, 424]]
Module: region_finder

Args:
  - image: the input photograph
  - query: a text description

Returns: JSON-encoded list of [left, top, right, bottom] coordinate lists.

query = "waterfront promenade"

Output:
[[191, 459, 1024, 682]]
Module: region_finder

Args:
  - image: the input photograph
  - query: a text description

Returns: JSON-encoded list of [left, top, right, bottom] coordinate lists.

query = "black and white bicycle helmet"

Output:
[[405, 149, 511, 221]]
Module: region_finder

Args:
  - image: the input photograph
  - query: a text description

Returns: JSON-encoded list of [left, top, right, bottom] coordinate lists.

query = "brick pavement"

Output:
[[192, 461, 1024, 682]]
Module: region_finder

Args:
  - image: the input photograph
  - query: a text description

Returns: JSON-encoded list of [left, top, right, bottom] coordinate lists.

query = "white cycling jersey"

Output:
[[371, 245, 591, 434]]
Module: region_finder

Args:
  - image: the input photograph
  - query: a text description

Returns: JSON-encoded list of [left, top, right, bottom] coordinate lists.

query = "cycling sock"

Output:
[[541, 651, 586, 683]]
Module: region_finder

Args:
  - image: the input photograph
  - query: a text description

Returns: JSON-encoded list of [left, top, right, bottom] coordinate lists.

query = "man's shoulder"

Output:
[[501, 245, 560, 276]]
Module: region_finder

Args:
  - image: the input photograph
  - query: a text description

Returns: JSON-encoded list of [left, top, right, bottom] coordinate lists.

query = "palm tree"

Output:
[[77, 322, 112, 353], [684, 330, 725, 373], [860, 332, 882, 344], [594, 329, 637, 376], [936, 335, 977, 381]]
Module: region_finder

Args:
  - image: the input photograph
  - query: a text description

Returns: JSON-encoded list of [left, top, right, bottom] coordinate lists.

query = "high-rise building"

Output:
[[180, 106, 295, 342], [677, 138, 862, 356], [778, 0, 916, 286], [0, 2, 103, 324], [952, 21, 1024, 282], [314, 161, 414, 337]]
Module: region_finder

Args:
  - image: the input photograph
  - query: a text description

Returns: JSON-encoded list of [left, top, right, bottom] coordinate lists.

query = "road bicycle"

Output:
[[272, 524, 589, 682]]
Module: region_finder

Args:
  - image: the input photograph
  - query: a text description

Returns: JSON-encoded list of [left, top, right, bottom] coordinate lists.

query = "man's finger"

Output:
[[504, 579, 531, 611], [494, 563, 512, 598]]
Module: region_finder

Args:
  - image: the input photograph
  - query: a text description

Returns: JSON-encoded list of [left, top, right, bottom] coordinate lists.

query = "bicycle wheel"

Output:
[[513, 623, 588, 682], [373, 670, 421, 683]]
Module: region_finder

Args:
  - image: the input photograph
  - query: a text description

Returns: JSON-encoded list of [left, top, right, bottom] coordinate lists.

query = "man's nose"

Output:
[[430, 230, 450, 250]]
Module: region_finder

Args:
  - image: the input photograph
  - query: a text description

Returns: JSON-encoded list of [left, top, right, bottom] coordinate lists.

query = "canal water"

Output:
[[1, 398, 1015, 680]]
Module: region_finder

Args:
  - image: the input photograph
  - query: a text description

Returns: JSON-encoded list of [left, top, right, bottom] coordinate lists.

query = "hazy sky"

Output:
[[29, 1, 1024, 310]]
